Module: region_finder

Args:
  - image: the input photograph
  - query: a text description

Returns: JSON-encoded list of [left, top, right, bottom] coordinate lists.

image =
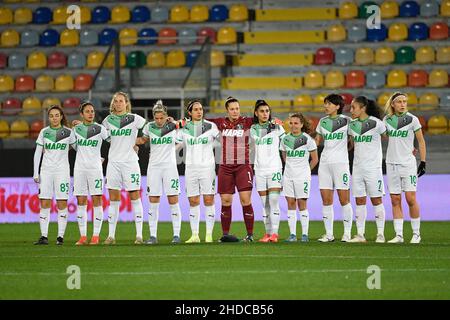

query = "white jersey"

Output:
[[250, 122, 285, 171], [348, 116, 386, 169], [73, 122, 109, 171], [384, 112, 421, 165], [176, 120, 219, 168], [102, 113, 146, 163], [143, 121, 179, 168], [36, 126, 76, 172], [316, 114, 350, 164], [280, 132, 317, 177]]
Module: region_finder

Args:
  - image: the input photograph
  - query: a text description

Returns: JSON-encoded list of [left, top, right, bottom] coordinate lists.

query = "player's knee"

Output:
[[370, 197, 382, 206], [168, 196, 178, 205], [390, 194, 401, 206], [203, 196, 214, 206], [405, 193, 416, 207], [355, 197, 366, 206], [189, 197, 200, 207], [92, 196, 102, 207]]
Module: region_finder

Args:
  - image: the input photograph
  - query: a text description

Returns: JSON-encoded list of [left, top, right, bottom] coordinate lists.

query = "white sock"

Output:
[[39, 207, 50, 237], [322, 205, 334, 237], [411, 217, 420, 235], [374, 204, 385, 236], [93, 206, 103, 236], [394, 218, 404, 237], [342, 203, 353, 237], [170, 203, 181, 237], [205, 205, 215, 236], [77, 205, 87, 237], [57, 208, 68, 238], [108, 201, 120, 239], [300, 209, 309, 236], [189, 205, 200, 236], [148, 202, 160, 238], [355, 205, 367, 237], [132, 199, 143, 239], [268, 192, 281, 235], [287, 209, 297, 236], [260, 195, 271, 235]]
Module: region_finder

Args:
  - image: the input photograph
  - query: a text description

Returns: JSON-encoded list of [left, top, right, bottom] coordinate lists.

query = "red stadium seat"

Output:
[[30, 119, 44, 139], [429, 22, 449, 40], [47, 51, 67, 69], [0, 53, 6, 68], [197, 27, 216, 44], [308, 116, 320, 133], [408, 70, 428, 87], [158, 28, 177, 45], [340, 93, 354, 106], [345, 70, 365, 88], [63, 97, 81, 114], [418, 116, 427, 131], [74, 73, 93, 91], [314, 48, 334, 65], [2, 97, 21, 115], [15, 75, 34, 92]]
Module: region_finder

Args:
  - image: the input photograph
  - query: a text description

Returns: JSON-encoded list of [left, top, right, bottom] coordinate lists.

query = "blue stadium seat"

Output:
[[335, 47, 354, 66], [98, 28, 118, 46], [210, 5, 228, 22], [39, 29, 59, 47], [399, 1, 420, 17], [408, 22, 429, 41], [421, 0, 439, 17], [152, 6, 168, 23], [186, 50, 200, 67], [348, 25, 366, 42], [131, 6, 150, 23], [33, 7, 52, 24], [92, 6, 111, 24], [178, 28, 197, 45], [68, 52, 86, 69], [80, 29, 98, 46], [366, 70, 386, 89], [8, 52, 27, 69], [20, 30, 39, 47], [366, 23, 387, 42], [138, 28, 157, 45]]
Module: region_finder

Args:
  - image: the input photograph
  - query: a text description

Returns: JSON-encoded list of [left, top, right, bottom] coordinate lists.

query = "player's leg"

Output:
[[334, 163, 352, 242], [55, 172, 70, 245], [129, 190, 143, 244], [218, 165, 235, 237], [366, 168, 386, 243], [298, 198, 309, 242], [168, 195, 181, 243], [256, 172, 271, 241], [146, 168, 163, 244], [283, 178, 296, 242], [402, 164, 421, 243], [186, 170, 201, 243], [266, 170, 282, 242], [387, 164, 404, 243], [74, 170, 88, 245], [164, 168, 181, 243], [318, 163, 335, 242], [236, 165, 255, 241], [199, 167, 217, 242], [350, 168, 367, 242], [34, 173, 52, 245], [90, 195, 103, 245], [104, 162, 122, 244], [124, 161, 143, 244]]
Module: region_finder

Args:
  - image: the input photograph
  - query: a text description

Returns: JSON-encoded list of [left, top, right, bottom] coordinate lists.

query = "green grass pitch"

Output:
[[0, 221, 449, 299]]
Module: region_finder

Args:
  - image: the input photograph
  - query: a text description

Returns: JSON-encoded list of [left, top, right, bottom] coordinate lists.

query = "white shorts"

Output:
[[73, 169, 104, 196], [39, 170, 70, 200], [147, 165, 180, 196], [255, 169, 282, 192], [318, 162, 350, 190], [283, 177, 311, 199], [106, 161, 141, 191], [352, 167, 385, 198], [185, 166, 216, 197], [386, 163, 417, 194]]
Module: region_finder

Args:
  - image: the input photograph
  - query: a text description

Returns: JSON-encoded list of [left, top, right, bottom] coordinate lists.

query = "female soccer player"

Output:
[[72, 102, 109, 245], [348, 96, 387, 243], [315, 94, 353, 242], [383, 92, 426, 244], [101, 92, 146, 245], [33, 105, 76, 245], [177, 100, 220, 243], [250, 100, 285, 243], [280, 113, 318, 242], [137, 100, 182, 244]]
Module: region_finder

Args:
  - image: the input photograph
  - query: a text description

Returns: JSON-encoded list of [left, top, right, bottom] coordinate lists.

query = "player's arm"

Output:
[[314, 134, 323, 146], [281, 151, 286, 163], [415, 129, 427, 177], [309, 149, 319, 171], [135, 136, 149, 145], [347, 135, 354, 151], [33, 144, 43, 183]]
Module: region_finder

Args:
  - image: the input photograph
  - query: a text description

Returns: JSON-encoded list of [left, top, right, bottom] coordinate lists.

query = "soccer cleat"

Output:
[[34, 236, 48, 245], [348, 235, 367, 243], [341, 234, 351, 242], [284, 234, 297, 242], [185, 235, 201, 243], [301, 234, 309, 242], [375, 234, 385, 243], [75, 236, 88, 246], [134, 237, 144, 245], [269, 233, 279, 243], [56, 237, 64, 245], [410, 233, 421, 244], [172, 235, 181, 244], [103, 236, 116, 245], [258, 234, 271, 243], [205, 234, 213, 243], [89, 236, 100, 245], [388, 235, 404, 244], [242, 234, 254, 242], [318, 234, 335, 242], [219, 234, 239, 243], [145, 236, 158, 245]]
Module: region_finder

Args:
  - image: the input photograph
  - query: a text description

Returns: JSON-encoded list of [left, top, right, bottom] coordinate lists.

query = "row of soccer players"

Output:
[[32, 91, 426, 245]]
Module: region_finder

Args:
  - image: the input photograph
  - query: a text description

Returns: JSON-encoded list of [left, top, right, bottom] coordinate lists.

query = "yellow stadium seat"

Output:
[[419, 93, 439, 108], [0, 75, 14, 92], [304, 70, 324, 89], [436, 47, 450, 64], [313, 93, 328, 111], [105, 52, 126, 68], [222, 77, 302, 90], [256, 8, 336, 21], [14, 8, 32, 24], [211, 50, 225, 67], [53, 6, 69, 24], [170, 5, 189, 23], [429, 69, 449, 87], [294, 94, 313, 109], [80, 6, 91, 24], [27, 51, 47, 69], [35, 75, 54, 92], [325, 70, 345, 89], [217, 27, 237, 45], [119, 28, 138, 46], [22, 96, 41, 115], [244, 31, 325, 44], [355, 47, 374, 65], [190, 5, 209, 22], [0, 120, 9, 138], [407, 92, 418, 107], [0, 7, 13, 24], [375, 47, 395, 65], [146, 51, 165, 68], [388, 23, 408, 41], [387, 70, 407, 87], [234, 53, 313, 67], [166, 50, 186, 68], [60, 29, 80, 46], [229, 4, 248, 22], [87, 51, 105, 69], [378, 92, 392, 106], [415, 46, 435, 64], [428, 115, 448, 134], [111, 5, 130, 23], [339, 1, 358, 19], [327, 24, 346, 42], [441, 0, 450, 17], [42, 97, 61, 109], [380, 1, 399, 19], [10, 119, 29, 138], [54, 74, 74, 92], [1, 29, 20, 47]]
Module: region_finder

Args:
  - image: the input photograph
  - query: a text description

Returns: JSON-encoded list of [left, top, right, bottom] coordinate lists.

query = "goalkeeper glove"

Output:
[[417, 161, 426, 178]]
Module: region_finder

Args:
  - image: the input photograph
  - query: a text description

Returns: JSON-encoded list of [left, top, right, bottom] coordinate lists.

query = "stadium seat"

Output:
[[92, 6, 110, 24], [60, 29, 79, 47], [381, 1, 399, 18], [158, 28, 177, 45], [294, 94, 313, 109], [119, 28, 138, 46], [429, 69, 449, 87], [126, 51, 146, 68], [408, 23, 429, 41], [197, 27, 216, 44], [415, 46, 435, 64], [314, 48, 334, 65], [340, 93, 354, 106], [407, 92, 419, 106], [355, 47, 374, 65], [0, 53, 6, 68], [35, 74, 54, 91], [138, 28, 157, 45], [33, 7, 52, 24], [327, 24, 346, 42], [2, 97, 21, 116], [1, 29, 20, 47], [229, 4, 248, 22], [14, 8, 32, 24], [387, 70, 407, 87], [419, 92, 439, 107], [335, 47, 354, 66], [388, 23, 408, 41], [408, 70, 428, 87], [170, 5, 189, 23], [427, 115, 448, 134], [67, 51, 86, 69], [211, 50, 225, 67], [42, 97, 61, 109], [210, 4, 228, 22], [418, 116, 427, 130], [74, 74, 93, 91], [22, 96, 41, 115], [39, 29, 59, 47], [217, 27, 237, 45], [146, 51, 165, 68], [111, 5, 130, 24], [377, 92, 391, 106], [436, 47, 450, 63], [99, 28, 118, 46], [30, 119, 44, 139], [27, 51, 47, 69], [166, 50, 185, 68], [179, 28, 197, 45], [94, 75, 114, 91], [63, 97, 81, 114], [395, 46, 415, 64], [375, 47, 395, 64], [8, 52, 26, 69], [429, 22, 449, 40], [399, 1, 420, 17], [348, 25, 366, 42], [152, 6, 168, 23], [325, 70, 345, 89], [309, 116, 320, 132], [346, 70, 365, 88], [9, 119, 29, 138], [80, 29, 98, 46], [20, 30, 39, 47], [366, 70, 386, 89], [441, 0, 450, 17], [0, 120, 9, 138], [15, 75, 34, 92], [54, 74, 74, 92], [339, 1, 358, 19], [52, 6, 69, 24], [305, 70, 324, 89], [421, 1, 439, 17], [0, 7, 13, 24], [186, 50, 200, 67], [0, 75, 14, 92], [131, 5, 150, 23], [440, 93, 450, 109], [79, 6, 91, 24], [313, 93, 328, 108], [105, 52, 126, 68], [359, 1, 378, 18], [366, 23, 387, 42]]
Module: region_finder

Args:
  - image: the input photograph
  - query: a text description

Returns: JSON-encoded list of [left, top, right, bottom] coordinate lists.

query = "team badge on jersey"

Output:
[[76, 124, 102, 139], [350, 119, 377, 135], [44, 127, 72, 142], [107, 114, 135, 129], [321, 116, 349, 132]]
